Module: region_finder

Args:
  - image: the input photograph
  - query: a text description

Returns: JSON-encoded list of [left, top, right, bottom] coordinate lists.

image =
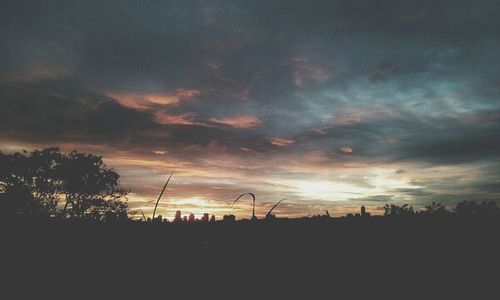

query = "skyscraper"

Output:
[[174, 210, 182, 222], [360, 205, 371, 217]]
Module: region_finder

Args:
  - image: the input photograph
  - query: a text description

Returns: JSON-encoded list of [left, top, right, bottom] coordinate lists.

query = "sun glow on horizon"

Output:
[[295, 181, 369, 201]]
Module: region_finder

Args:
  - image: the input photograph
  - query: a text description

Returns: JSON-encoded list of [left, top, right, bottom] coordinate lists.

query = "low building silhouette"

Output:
[[223, 214, 236, 222]]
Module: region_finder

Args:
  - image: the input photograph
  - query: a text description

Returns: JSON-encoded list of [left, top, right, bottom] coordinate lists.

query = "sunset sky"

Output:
[[1, 0, 500, 219]]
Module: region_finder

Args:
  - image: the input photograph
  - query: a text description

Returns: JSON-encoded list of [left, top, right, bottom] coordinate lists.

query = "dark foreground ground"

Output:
[[2, 216, 499, 296]]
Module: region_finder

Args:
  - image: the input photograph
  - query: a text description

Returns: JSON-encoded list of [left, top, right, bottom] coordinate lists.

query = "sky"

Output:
[[1, 0, 500, 219]]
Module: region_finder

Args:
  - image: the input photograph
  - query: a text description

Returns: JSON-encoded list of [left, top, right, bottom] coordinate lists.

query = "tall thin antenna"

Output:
[[152, 171, 174, 221]]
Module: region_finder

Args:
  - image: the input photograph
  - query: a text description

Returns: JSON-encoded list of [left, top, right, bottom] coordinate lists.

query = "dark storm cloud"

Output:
[[1, 0, 499, 153], [285, 107, 500, 164], [0, 80, 275, 155], [394, 188, 434, 197], [0, 81, 154, 144], [397, 112, 500, 163]]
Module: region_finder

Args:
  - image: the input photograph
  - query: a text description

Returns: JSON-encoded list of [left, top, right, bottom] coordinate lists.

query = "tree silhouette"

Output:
[[0, 149, 59, 216], [454, 201, 499, 217], [0, 148, 129, 221], [423, 202, 448, 216], [58, 150, 128, 220], [383, 204, 414, 217]]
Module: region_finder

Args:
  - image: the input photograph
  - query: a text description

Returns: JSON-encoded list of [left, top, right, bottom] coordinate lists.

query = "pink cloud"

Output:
[[340, 147, 353, 154], [152, 150, 167, 155], [291, 56, 332, 88], [154, 111, 208, 126], [210, 115, 261, 128], [107, 89, 200, 111], [271, 137, 295, 147]]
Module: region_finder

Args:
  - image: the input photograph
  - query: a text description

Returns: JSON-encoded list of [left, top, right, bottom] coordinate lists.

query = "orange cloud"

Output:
[[107, 89, 207, 127], [154, 111, 207, 126], [107, 89, 200, 111], [210, 115, 261, 128], [271, 137, 295, 147]]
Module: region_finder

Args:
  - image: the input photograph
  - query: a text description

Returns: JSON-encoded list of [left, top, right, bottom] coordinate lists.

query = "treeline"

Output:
[[383, 201, 500, 217], [0, 148, 129, 221]]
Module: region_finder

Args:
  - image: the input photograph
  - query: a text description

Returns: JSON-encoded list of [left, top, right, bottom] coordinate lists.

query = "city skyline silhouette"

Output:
[[1, 1, 500, 295]]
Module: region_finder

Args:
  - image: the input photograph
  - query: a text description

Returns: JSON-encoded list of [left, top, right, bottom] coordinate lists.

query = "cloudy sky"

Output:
[[1, 0, 500, 219]]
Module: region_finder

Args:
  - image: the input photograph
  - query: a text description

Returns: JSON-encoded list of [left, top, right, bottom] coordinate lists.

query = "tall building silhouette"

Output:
[[174, 210, 182, 222], [361, 205, 371, 217], [188, 213, 195, 222], [202, 213, 209, 222]]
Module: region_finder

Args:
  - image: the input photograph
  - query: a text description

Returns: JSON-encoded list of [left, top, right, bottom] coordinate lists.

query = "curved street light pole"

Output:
[[152, 171, 174, 221]]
